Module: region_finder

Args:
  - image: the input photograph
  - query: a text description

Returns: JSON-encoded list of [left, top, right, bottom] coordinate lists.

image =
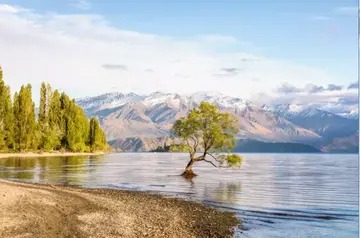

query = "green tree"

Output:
[[171, 102, 242, 177], [38, 82, 52, 124], [48, 89, 62, 149], [89, 117, 107, 151], [0, 67, 108, 153], [0, 67, 14, 151], [67, 105, 90, 152], [37, 82, 56, 151], [59, 93, 91, 152], [13, 84, 37, 151]]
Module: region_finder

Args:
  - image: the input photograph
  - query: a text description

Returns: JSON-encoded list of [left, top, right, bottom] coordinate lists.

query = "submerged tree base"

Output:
[[181, 170, 197, 179]]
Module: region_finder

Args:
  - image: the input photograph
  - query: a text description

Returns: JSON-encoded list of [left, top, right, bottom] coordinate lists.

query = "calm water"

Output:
[[0, 153, 358, 238]]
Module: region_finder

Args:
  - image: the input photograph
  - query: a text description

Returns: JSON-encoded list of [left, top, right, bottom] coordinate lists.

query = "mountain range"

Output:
[[77, 92, 359, 153]]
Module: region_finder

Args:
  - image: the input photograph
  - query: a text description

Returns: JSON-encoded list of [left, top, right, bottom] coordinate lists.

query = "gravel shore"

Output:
[[0, 180, 238, 237]]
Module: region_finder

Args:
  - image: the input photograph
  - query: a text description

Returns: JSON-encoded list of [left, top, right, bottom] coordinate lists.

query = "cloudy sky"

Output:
[[0, 0, 358, 115]]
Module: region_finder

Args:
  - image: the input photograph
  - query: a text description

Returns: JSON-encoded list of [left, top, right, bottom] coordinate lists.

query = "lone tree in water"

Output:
[[171, 102, 242, 177]]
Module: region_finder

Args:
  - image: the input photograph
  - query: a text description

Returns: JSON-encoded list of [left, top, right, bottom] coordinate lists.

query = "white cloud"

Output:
[[0, 4, 21, 14], [0, 4, 340, 103]]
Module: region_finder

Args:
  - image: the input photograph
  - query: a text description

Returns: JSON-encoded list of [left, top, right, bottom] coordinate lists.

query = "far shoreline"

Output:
[[0, 151, 107, 159]]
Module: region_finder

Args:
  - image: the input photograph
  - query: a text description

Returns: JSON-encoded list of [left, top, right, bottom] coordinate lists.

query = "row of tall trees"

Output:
[[0, 67, 108, 152]]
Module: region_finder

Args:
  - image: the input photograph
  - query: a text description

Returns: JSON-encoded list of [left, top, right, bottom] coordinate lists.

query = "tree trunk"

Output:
[[181, 158, 197, 178]]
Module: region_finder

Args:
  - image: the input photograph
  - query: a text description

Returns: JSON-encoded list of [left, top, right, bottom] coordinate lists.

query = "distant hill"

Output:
[[233, 139, 321, 153], [108, 137, 173, 152], [321, 131, 359, 153]]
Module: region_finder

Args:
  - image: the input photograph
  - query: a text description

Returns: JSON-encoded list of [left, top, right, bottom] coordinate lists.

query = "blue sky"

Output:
[[0, 0, 358, 115]]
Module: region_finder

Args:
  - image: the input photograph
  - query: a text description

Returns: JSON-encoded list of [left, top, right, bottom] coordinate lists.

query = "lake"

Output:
[[0, 153, 358, 238]]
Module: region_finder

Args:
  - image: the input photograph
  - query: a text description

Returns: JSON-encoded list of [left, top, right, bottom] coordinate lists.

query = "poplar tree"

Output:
[[0, 67, 14, 151], [58, 93, 91, 152], [1, 67, 108, 153], [89, 117, 107, 151], [13, 85, 36, 151], [37, 82, 56, 151], [48, 89, 62, 149], [38, 82, 48, 124]]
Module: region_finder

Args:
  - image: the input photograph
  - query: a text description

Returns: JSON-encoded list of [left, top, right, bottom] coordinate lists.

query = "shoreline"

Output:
[[0, 180, 238, 237], [0, 151, 106, 159]]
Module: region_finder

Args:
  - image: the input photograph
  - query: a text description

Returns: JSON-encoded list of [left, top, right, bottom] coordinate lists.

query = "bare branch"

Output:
[[203, 159, 219, 168], [207, 140, 214, 151], [207, 152, 222, 162], [189, 136, 198, 152], [190, 135, 197, 144], [185, 139, 194, 156], [194, 155, 204, 161]]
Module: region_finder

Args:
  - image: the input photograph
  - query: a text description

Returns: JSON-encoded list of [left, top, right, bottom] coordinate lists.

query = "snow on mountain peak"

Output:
[[262, 103, 340, 119], [288, 104, 306, 113], [77, 92, 143, 110], [189, 91, 251, 110], [78, 92, 355, 121], [144, 92, 181, 106]]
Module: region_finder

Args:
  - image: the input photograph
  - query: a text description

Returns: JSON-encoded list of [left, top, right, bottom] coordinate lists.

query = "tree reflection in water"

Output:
[[0, 155, 105, 185], [212, 182, 242, 204], [0, 157, 36, 180]]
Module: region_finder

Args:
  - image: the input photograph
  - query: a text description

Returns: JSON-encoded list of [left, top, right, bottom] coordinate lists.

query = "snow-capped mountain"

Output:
[[262, 104, 359, 139], [78, 91, 255, 114], [76, 92, 358, 152], [189, 91, 253, 110], [77, 92, 144, 113], [339, 109, 359, 119]]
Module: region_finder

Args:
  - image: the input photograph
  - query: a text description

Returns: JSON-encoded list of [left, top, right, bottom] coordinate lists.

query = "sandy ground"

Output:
[[0, 180, 238, 238], [0, 152, 106, 159]]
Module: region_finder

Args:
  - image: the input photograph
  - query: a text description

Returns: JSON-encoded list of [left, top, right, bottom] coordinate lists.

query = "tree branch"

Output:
[[190, 136, 198, 153], [184, 138, 194, 156], [190, 135, 198, 146], [203, 159, 218, 168], [207, 152, 222, 162], [194, 155, 204, 161]]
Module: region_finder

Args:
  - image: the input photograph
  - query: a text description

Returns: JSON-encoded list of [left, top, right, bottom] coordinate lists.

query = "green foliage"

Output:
[[0, 66, 108, 153], [150, 143, 171, 152], [171, 102, 241, 172], [37, 82, 58, 151], [48, 90, 62, 149], [89, 117, 108, 151], [172, 102, 238, 154], [61, 96, 90, 152], [219, 154, 242, 167], [38, 82, 48, 124], [169, 144, 189, 152], [0, 67, 14, 151], [13, 84, 37, 151]]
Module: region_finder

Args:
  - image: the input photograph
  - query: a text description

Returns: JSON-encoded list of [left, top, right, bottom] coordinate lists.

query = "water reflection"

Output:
[[0, 157, 36, 180], [213, 182, 242, 203], [0, 156, 105, 184]]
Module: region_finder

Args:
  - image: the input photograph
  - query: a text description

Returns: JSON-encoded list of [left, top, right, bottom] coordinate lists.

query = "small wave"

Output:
[[203, 200, 357, 222]]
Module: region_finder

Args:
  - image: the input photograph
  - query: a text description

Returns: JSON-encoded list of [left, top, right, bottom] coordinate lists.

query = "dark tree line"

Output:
[[0, 66, 108, 152]]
